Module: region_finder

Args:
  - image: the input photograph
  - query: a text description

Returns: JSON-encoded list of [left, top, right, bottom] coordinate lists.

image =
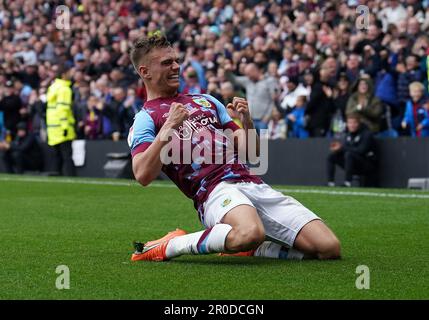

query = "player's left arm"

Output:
[[231, 97, 260, 161], [203, 94, 260, 161]]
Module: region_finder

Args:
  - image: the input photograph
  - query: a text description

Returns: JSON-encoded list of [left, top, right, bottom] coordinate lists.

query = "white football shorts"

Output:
[[202, 181, 321, 247]]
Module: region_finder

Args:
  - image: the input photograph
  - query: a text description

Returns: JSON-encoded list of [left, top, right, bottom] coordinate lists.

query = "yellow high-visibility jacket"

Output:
[[46, 78, 76, 146]]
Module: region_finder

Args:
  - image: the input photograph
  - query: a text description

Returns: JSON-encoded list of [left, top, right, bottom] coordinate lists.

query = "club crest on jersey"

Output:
[[192, 97, 212, 109], [221, 197, 231, 207]]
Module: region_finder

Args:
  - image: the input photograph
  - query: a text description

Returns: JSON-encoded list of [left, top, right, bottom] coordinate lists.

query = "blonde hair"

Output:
[[128, 33, 171, 72], [409, 81, 424, 92]]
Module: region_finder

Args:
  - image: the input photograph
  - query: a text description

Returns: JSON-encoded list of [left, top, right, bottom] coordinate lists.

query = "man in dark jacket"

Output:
[[305, 64, 336, 137], [0, 122, 43, 173], [327, 113, 377, 187], [0, 80, 23, 137], [396, 54, 425, 107]]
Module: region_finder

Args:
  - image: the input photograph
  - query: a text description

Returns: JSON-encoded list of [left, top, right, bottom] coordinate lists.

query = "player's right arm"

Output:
[[130, 103, 189, 187]]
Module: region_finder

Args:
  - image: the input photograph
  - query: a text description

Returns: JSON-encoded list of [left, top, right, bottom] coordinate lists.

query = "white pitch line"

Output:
[[0, 176, 428, 199], [0, 175, 137, 187], [276, 188, 429, 199]]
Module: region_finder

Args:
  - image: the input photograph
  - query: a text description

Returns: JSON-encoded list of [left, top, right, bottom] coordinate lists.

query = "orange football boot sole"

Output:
[[131, 228, 187, 262], [219, 250, 255, 257]]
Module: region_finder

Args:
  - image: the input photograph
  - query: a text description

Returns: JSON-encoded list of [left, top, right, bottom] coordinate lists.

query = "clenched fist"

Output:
[[165, 102, 190, 129], [232, 97, 251, 124]]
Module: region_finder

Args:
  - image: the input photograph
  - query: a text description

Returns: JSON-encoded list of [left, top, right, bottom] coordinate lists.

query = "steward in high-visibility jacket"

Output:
[[46, 78, 76, 146]]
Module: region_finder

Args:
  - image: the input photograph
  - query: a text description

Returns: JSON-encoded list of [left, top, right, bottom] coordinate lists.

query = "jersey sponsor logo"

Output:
[[174, 116, 219, 140], [184, 103, 199, 114], [161, 103, 198, 118]]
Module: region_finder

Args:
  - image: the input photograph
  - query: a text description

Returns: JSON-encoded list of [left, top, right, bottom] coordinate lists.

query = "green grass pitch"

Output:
[[0, 174, 428, 299]]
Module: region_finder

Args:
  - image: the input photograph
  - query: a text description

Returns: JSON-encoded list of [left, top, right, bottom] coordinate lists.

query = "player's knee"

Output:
[[227, 225, 265, 251], [317, 237, 341, 260], [245, 225, 265, 248]]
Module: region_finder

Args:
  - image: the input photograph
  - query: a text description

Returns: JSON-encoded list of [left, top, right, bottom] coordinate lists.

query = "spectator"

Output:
[[1, 0, 429, 144], [305, 64, 336, 137], [346, 76, 384, 133], [29, 87, 48, 136], [20, 64, 41, 89], [180, 49, 208, 92], [279, 76, 309, 113], [14, 78, 32, 106], [225, 62, 278, 135], [73, 82, 91, 139], [278, 48, 294, 76], [182, 67, 206, 94], [327, 114, 377, 187], [0, 122, 43, 174], [401, 82, 429, 137], [206, 82, 223, 102], [331, 72, 351, 136], [109, 68, 130, 89], [396, 54, 426, 108], [120, 88, 141, 135], [344, 53, 362, 84], [84, 96, 103, 140], [267, 107, 286, 140], [46, 65, 76, 176], [219, 81, 242, 106], [287, 95, 309, 139], [374, 52, 398, 109], [13, 44, 37, 66], [0, 80, 23, 137], [0, 109, 5, 141], [103, 87, 138, 140], [378, 0, 408, 31]]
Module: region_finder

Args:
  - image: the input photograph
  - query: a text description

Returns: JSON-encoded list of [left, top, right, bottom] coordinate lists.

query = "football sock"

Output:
[[166, 224, 232, 258], [254, 241, 304, 260]]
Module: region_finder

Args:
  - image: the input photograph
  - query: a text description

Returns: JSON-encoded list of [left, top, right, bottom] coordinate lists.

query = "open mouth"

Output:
[[167, 74, 179, 80]]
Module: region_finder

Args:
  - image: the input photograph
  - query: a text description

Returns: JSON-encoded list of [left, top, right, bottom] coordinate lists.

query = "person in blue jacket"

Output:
[[401, 82, 429, 137], [0, 110, 5, 141], [287, 95, 309, 138]]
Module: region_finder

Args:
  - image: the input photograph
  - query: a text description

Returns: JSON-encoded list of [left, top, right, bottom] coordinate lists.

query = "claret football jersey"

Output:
[[128, 93, 262, 221]]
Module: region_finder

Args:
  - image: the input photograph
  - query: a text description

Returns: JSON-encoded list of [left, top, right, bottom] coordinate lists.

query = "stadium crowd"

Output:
[[1, 0, 429, 147]]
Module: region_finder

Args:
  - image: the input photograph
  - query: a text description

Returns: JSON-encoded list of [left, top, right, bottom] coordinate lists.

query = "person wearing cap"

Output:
[[46, 64, 76, 176], [0, 80, 22, 137], [0, 122, 43, 174], [74, 53, 87, 72]]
